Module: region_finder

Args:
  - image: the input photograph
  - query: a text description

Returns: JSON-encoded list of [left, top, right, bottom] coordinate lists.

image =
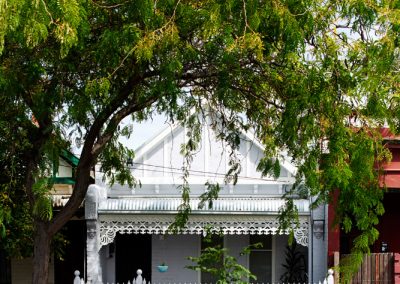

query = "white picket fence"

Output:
[[73, 269, 148, 284], [74, 269, 335, 284]]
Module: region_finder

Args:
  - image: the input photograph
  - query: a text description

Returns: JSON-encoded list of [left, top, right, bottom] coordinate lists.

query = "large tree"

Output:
[[1, 0, 400, 282]]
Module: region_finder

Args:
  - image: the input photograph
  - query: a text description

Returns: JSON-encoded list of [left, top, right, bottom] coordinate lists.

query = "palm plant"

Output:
[[280, 242, 308, 283]]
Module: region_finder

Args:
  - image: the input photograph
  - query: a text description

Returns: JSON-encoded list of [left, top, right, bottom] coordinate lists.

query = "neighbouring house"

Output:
[[328, 128, 400, 282], [2, 150, 89, 284], [85, 123, 328, 283]]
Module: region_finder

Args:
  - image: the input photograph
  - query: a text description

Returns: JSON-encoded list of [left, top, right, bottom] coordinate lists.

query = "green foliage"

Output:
[[100, 138, 138, 187], [320, 129, 391, 280], [52, 231, 70, 261], [0, 96, 35, 257], [187, 233, 256, 283], [198, 182, 221, 210], [257, 158, 281, 179], [32, 179, 53, 221], [278, 197, 300, 245]]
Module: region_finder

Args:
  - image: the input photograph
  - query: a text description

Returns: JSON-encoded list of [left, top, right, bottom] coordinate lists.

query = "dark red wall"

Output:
[[374, 144, 400, 253], [328, 191, 340, 266], [381, 147, 400, 189], [372, 191, 400, 253]]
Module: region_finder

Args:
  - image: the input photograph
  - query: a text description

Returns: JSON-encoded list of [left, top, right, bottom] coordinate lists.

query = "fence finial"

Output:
[[327, 268, 334, 284], [73, 270, 81, 284], [134, 269, 143, 284]]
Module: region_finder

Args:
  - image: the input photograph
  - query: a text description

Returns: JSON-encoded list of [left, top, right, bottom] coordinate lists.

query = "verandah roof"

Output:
[[98, 197, 310, 215]]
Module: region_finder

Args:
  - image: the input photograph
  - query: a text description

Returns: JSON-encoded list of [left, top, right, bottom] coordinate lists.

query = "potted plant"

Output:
[[157, 262, 168, 272]]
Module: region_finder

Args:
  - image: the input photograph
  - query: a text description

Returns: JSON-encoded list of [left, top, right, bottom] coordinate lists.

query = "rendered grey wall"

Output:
[[151, 235, 200, 283], [312, 203, 328, 282]]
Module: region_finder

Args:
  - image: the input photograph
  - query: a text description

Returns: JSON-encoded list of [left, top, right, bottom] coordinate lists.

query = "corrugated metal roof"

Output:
[[98, 198, 309, 214]]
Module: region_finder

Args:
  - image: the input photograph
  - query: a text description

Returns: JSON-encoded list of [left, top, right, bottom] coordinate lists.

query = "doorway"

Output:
[[115, 234, 152, 283]]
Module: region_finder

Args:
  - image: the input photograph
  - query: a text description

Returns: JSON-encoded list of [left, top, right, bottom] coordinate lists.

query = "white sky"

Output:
[[119, 113, 168, 150], [69, 114, 167, 156]]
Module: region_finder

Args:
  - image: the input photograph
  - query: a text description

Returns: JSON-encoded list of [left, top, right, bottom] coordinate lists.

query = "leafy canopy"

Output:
[[0, 0, 400, 280]]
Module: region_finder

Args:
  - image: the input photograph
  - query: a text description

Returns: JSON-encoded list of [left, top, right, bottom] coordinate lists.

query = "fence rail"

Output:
[[74, 269, 335, 284]]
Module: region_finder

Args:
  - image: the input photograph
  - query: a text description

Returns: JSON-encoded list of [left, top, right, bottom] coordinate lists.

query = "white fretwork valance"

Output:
[[99, 215, 309, 247]]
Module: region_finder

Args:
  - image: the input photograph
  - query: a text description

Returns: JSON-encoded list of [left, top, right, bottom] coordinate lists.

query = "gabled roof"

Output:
[[133, 123, 297, 176]]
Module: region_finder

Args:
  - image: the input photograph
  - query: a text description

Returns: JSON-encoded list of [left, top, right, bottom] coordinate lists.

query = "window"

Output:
[[249, 235, 272, 283], [201, 234, 224, 284]]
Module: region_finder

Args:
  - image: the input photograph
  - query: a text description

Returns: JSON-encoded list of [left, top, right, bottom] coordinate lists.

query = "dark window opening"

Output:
[[249, 235, 272, 283], [115, 234, 151, 283]]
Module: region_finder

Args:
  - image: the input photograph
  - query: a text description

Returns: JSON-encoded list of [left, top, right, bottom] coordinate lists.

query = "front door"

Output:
[[115, 234, 152, 283]]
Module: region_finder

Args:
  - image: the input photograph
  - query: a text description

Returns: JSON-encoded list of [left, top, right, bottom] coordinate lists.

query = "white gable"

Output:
[[130, 123, 296, 186]]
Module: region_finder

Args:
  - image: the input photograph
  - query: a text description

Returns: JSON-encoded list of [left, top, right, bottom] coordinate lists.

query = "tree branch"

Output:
[[48, 70, 158, 235], [91, 94, 159, 157]]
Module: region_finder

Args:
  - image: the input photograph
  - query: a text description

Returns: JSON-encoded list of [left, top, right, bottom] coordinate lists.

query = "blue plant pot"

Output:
[[157, 265, 168, 272]]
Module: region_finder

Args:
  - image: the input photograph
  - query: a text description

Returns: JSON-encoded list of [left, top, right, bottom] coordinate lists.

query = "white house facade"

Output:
[[85, 123, 327, 283]]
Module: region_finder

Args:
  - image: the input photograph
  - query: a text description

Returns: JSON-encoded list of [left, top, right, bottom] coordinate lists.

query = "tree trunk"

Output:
[[32, 221, 51, 284]]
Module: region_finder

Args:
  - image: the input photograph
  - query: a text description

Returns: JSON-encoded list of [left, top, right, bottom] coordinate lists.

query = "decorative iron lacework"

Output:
[[99, 215, 309, 247]]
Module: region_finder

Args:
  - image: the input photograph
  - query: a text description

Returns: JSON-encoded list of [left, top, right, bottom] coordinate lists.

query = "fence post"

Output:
[[327, 268, 334, 284], [334, 251, 340, 284], [134, 269, 145, 284], [74, 270, 81, 284]]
